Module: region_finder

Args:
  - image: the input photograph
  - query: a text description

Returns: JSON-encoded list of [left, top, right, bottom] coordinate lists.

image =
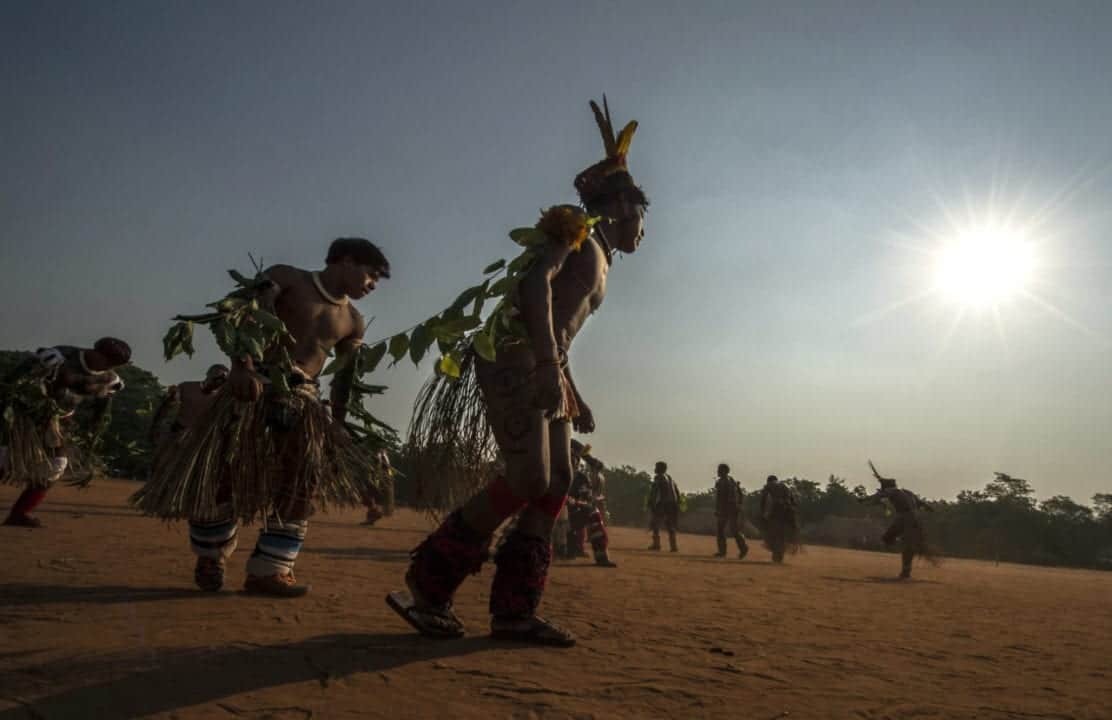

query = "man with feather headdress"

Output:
[[389, 98, 648, 646]]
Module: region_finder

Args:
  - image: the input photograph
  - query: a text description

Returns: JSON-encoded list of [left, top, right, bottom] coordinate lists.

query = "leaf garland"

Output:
[[162, 268, 296, 394], [358, 210, 599, 382]]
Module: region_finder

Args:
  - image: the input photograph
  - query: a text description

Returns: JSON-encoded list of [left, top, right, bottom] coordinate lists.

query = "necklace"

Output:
[[312, 272, 348, 306]]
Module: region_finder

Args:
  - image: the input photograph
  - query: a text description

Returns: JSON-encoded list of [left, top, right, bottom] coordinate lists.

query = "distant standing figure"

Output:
[[648, 461, 680, 552], [713, 463, 748, 559], [759, 475, 800, 563], [861, 460, 935, 579]]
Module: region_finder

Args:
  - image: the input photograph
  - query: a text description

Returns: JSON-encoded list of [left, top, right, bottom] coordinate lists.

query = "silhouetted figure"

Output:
[[759, 475, 800, 563], [648, 461, 680, 552], [713, 463, 748, 559], [861, 460, 935, 579]]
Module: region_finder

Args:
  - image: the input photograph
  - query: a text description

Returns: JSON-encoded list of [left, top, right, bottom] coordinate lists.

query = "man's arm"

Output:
[[564, 364, 595, 433], [329, 340, 361, 424], [87, 397, 113, 441], [517, 242, 573, 414]]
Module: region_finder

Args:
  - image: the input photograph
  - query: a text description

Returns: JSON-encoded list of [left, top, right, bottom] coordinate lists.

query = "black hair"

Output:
[[718, 463, 730, 474], [326, 238, 390, 277], [93, 337, 131, 366]]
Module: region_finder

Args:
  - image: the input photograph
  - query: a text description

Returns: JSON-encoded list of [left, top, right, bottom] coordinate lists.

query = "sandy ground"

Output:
[[1, 480, 1110, 720]]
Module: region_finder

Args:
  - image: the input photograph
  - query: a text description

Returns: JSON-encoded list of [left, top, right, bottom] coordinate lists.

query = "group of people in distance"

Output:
[[0, 96, 936, 651], [645, 462, 803, 563]]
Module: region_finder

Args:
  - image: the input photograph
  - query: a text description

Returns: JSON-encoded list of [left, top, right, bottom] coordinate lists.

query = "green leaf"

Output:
[[510, 228, 548, 247], [508, 227, 533, 243], [482, 258, 507, 274], [435, 315, 482, 337], [174, 312, 223, 323], [487, 274, 517, 297], [388, 333, 410, 363], [472, 329, 496, 362], [268, 365, 291, 396], [451, 285, 485, 311], [438, 353, 462, 379], [162, 324, 184, 361], [252, 309, 287, 333], [228, 269, 252, 286], [207, 320, 233, 356], [320, 352, 351, 377], [353, 380, 388, 395], [180, 322, 195, 356], [409, 323, 435, 366], [361, 342, 388, 374], [472, 280, 489, 316], [507, 249, 538, 274]]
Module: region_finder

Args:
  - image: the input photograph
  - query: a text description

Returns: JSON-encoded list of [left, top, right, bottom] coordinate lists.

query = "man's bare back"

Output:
[[173, 381, 220, 429]]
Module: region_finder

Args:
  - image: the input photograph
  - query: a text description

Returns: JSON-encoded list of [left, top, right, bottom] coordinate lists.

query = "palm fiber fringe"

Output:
[[132, 390, 381, 523], [406, 350, 499, 519]]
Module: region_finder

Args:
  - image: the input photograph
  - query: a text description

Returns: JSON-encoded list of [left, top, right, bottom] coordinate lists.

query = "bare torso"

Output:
[[265, 265, 364, 378], [173, 381, 220, 429], [548, 235, 608, 354]]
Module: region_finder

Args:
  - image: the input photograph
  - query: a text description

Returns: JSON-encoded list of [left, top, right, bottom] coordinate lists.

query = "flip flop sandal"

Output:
[[386, 590, 465, 639]]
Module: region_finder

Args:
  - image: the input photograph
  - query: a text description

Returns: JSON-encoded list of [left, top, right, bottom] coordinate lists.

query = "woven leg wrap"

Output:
[[189, 505, 239, 560], [587, 510, 608, 552], [245, 517, 307, 577], [489, 530, 552, 620], [410, 510, 491, 607]]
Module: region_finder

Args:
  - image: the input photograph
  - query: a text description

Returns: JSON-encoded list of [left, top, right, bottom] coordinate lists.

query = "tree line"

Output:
[[4, 350, 1110, 570]]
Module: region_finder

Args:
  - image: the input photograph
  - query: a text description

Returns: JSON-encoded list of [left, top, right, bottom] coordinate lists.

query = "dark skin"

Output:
[[460, 189, 646, 540], [225, 257, 384, 423], [149, 372, 227, 442]]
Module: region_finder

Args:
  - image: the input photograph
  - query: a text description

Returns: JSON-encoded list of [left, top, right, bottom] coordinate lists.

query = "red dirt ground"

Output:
[[1, 479, 1109, 719]]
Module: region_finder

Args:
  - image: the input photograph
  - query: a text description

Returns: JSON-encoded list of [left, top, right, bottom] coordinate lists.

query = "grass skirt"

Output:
[[132, 389, 381, 523], [0, 412, 100, 488], [406, 350, 499, 517], [763, 508, 802, 555]]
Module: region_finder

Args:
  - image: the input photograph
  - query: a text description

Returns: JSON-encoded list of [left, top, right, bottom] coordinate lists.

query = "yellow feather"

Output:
[[615, 121, 638, 157]]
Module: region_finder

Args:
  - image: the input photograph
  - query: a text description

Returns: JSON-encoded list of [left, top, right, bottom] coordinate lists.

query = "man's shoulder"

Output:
[[263, 264, 308, 285]]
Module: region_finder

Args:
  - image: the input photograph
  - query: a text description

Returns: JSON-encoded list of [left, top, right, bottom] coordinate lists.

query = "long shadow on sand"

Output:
[[0, 633, 501, 720], [300, 547, 412, 563], [820, 575, 942, 585], [0, 583, 202, 607]]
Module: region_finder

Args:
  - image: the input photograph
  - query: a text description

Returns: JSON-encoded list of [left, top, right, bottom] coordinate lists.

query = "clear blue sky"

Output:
[[3, 1, 1111, 501]]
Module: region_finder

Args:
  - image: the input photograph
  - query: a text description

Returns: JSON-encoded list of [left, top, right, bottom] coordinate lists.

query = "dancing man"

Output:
[[2, 339, 131, 527], [389, 98, 647, 646]]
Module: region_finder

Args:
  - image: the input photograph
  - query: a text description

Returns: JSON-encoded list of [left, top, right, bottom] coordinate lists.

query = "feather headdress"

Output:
[[575, 95, 646, 206]]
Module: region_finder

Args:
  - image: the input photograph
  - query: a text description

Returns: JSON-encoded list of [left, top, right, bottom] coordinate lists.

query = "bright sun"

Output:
[[933, 222, 1035, 308]]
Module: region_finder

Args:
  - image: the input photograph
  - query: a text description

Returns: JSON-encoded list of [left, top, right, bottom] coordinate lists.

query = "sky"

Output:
[[3, 1, 1111, 501]]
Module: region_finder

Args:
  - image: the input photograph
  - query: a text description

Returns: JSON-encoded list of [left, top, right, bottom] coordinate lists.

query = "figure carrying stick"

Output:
[[861, 460, 936, 579]]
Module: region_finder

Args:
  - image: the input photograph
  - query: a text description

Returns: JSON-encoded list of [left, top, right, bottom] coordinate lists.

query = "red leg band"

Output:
[[487, 476, 527, 519], [10, 487, 49, 517], [530, 492, 568, 519]]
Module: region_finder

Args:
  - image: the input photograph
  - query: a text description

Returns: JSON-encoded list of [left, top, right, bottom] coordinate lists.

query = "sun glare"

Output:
[[933, 222, 1035, 308]]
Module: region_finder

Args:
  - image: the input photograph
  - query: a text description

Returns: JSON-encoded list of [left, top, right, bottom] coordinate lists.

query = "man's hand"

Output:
[[228, 365, 263, 402], [534, 364, 564, 417], [573, 400, 595, 433]]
